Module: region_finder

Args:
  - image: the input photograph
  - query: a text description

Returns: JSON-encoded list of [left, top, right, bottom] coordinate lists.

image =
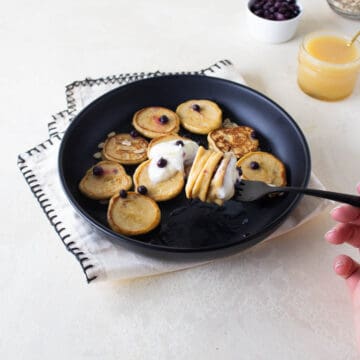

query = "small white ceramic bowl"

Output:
[[246, 0, 303, 44]]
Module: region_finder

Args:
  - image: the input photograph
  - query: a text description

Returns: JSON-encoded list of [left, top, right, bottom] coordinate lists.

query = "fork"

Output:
[[235, 180, 360, 207]]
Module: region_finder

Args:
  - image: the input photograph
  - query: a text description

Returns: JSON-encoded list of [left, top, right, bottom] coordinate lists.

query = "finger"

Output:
[[334, 255, 360, 294], [326, 223, 360, 248], [325, 226, 345, 245], [331, 205, 360, 226]]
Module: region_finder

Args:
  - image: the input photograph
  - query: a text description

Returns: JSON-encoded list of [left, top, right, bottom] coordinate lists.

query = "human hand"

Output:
[[325, 183, 360, 349]]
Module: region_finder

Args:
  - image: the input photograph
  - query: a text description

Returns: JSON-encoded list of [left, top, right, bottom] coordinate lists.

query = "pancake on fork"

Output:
[[79, 160, 132, 200], [190, 151, 223, 201], [132, 107, 180, 138], [185, 146, 212, 198], [207, 152, 238, 206], [208, 126, 259, 159], [107, 192, 161, 236], [236, 151, 287, 186], [176, 99, 222, 135], [102, 133, 148, 165]]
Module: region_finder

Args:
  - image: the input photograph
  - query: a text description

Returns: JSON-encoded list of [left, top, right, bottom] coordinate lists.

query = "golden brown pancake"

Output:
[[102, 133, 148, 165], [107, 192, 161, 236], [79, 161, 132, 200], [236, 151, 287, 186], [185, 146, 212, 198], [132, 107, 180, 138], [176, 99, 222, 134], [208, 126, 259, 159], [133, 160, 184, 202], [191, 151, 223, 201]]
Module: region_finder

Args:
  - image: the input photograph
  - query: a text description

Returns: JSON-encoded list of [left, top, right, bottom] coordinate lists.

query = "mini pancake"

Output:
[[208, 126, 259, 159], [147, 133, 183, 158], [102, 133, 148, 165], [191, 151, 223, 201], [176, 99, 222, 135], [132, 107, 180, 139], [133, 160, 184, 202], [185, 146, 212, 198], [79, 161, 132, 200], [207, 153, 234, 206], [236, 151, 287, 187], [107, 192, 161, 236]]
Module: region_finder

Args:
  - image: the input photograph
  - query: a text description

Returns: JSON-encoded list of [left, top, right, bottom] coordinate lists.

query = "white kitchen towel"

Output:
[[19, 60, 330, 283]]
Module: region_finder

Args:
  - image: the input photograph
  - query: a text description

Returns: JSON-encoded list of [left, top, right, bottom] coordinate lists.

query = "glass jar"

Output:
[[297, 32, 360, 101], [327, 0, 360, 20]]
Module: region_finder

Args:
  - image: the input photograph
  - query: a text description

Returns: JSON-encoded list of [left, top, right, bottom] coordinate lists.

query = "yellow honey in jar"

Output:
[[297, 33, 360, 101]]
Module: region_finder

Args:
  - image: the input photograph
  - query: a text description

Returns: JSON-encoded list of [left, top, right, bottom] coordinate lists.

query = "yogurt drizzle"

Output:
[[148, 140, 199, 184]]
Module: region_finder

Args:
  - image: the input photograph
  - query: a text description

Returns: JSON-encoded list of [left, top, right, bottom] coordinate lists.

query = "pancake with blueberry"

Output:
[[208, 126, 259, 159], [107, 191, 161, 236], [102, 133, 148, 165], [176, 99, 222, 135], [79, 161, 132, 200], [133, 159, 184, 202], [147, 133, 183, 158], [132, 107, 180, 139], [236, 151, 287, 186]]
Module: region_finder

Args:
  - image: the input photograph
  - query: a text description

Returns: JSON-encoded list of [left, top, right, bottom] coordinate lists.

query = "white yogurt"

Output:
[[216, 154, 239, 201], [148, 139, 199, 184]]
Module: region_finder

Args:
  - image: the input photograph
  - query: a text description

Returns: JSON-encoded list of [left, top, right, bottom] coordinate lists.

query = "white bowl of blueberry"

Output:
[[246, 0, 302, 44]]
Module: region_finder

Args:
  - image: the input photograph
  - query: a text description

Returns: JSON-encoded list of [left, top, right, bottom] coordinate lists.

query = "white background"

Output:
[[2, 0, 360, 359]]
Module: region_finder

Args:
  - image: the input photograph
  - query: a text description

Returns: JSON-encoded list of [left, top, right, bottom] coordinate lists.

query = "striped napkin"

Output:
[[18, 60, 330, 283]]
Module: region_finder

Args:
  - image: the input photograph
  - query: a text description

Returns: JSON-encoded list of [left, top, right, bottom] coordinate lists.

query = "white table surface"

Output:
[[2, 0, 360, 358]]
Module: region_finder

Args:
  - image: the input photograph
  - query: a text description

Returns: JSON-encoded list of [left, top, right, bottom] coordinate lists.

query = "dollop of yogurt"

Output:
[[148, 139, 199, 184], [216, 154, 239, 201]]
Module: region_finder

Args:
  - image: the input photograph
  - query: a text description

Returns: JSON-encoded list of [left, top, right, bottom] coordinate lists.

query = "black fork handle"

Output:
[[277, 187, 360, 207]]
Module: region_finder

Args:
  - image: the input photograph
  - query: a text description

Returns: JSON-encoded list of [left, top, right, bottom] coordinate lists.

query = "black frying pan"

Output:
[[59, 75, 311, 260]]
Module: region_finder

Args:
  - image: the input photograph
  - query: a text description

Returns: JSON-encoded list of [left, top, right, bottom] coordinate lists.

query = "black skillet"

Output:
[[58, 75, 311, 261]]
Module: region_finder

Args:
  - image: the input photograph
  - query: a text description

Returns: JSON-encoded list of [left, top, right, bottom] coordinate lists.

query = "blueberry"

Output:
[[275, 12, 285, 20], [191, 104, 201, 112], [251, 0, 298, 20], [175, 140, 184, 147], [250, 161, 260, 170], [130, 129, 139, 137], [92, 166, 104, 176], [119, 189, 127, 198], [157, 158, 168, 168], [137, 185, 148, 195], [236, 166, 243, 176], [159, 115, 169, 124], [250, 130, 258, 139]]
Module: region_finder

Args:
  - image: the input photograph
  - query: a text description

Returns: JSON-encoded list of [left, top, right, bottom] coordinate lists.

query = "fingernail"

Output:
[[330, 205, 343, 215], [335, 259, 346, 269], [325, 228, 336, 240]]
